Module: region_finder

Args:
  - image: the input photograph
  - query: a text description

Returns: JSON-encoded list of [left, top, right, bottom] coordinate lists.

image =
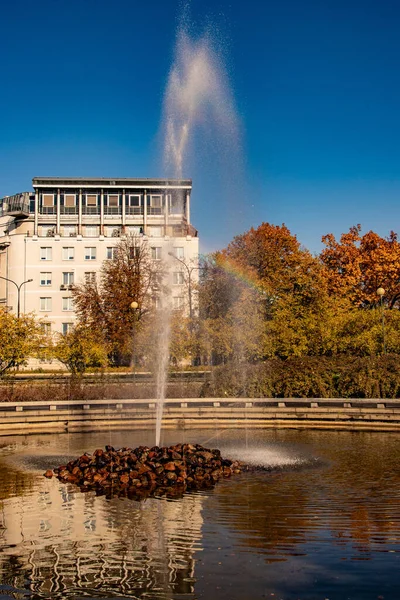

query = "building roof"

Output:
[[32, 177, 192, 188]]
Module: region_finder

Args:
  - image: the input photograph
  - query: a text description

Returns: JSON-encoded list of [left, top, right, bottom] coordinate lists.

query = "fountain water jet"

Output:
[[155, 14, 242, 446], [163, 24, 241, 179]]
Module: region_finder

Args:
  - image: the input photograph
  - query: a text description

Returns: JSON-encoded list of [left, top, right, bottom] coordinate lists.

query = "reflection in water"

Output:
[[0, 478, 204, 598], [0, 429, 398, 599]]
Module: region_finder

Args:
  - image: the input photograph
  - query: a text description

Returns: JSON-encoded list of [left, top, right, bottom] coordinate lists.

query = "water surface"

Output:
[[0, 429, 398, 599]]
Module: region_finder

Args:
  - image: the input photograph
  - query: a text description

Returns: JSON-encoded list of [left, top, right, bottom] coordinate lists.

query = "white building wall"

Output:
[[0, 178, 199, 334]]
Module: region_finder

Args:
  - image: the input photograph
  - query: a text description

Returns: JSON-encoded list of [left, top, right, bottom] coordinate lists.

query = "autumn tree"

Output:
[[0, 309, 43, 376], [197, 224, 328, 363], [221, 222, 322, 301], [72, 235, 165, 366], [197, 252, 268, 364], [53, 325, 109, 376], [321, 225, 400, 308]]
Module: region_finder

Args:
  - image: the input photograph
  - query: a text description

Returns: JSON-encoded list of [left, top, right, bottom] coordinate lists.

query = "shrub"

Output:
[[200, 355, 400, 399]]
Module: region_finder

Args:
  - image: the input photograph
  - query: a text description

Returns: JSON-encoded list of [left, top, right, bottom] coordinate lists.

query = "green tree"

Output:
[[0, 309, 43, 376], [53, 325, 108, 376]]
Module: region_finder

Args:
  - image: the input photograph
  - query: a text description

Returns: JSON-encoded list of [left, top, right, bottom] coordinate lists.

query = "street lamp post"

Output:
[[0, 276, 33, 318], [130, 300, 139, 371], [376, 287, 386, 354]]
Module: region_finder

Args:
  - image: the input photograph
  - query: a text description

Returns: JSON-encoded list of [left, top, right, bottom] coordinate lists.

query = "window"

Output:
[[42, 194, 54, 207], [173, 272, 185, 285], [40, 297, 52, 311], [62, 322, 73, 335], [148, 226, 162, 237], [173, 296, 184, 310], [85, 272, 96, 283], [126, 226, 142, 235], [106, 247, 116, 260], [151, 246, 161, 260], [86, 194, 97, 206], [108, 194, 119, 206], [129, 246, 140, 259], [85, 247, 96, 260], [40, 272, 52, 286], [174, 247, 184, 259], [85, 225, 99, 237], [62, 297, 74, 311], [63, 225, 76, 237], [42, 225, 55, 237], [106, 226, 120, 237], [129, 194, 141, 206], [64, 194, 76, 207], [62, 247, 74, 260], [150, 195, 162, 207], [40, 322, 51, 335], [153, 296, 161, 309], [62, 272, 74, 286], [40, 247, 52, 261], [169, 194, 185, 215]]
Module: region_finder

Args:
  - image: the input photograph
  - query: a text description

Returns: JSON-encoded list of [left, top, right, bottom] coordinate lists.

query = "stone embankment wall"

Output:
[[0, 398, 399, 436]]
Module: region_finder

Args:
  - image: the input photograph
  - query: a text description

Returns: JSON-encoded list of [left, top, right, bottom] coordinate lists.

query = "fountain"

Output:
[[154, 14, 242, 446]]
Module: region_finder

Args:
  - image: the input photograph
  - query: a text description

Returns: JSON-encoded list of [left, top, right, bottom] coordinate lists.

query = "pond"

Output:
[[0, 428, 398, 599]]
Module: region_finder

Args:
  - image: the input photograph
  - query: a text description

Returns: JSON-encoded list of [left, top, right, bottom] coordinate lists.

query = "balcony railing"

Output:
[[60, 206, 78, 215], [82, 206, 100, 215], [40, 206, 56, 215], [169, 207, 184, 215], [0, 192, 31, 218], [125, 206, 143, 215], [2, 202, 30, 217], [104, 206, 122, 215], [148, 207, 163, 215]]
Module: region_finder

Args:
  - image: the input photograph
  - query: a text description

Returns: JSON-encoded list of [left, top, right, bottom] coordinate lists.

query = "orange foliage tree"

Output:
[[320, 225, 400, 308], [221, 222, 325, 303]]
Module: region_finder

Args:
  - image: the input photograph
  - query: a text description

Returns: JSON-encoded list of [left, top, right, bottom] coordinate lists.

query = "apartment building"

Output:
[[0, 177, 198, 333]]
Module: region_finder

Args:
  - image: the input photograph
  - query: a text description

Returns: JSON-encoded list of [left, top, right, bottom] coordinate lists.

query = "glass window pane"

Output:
[[86, 194, 97, 206], [85, 247, 96, 260], [43, 194, 54, 207], [64, 194, 76, 207], [129, 195, 141, 206], [151, 195, 162, 207], [108, 195, 119, 206]]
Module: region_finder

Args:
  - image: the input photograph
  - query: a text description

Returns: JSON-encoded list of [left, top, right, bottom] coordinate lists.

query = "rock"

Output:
[[50, 443, 244, 499], [164, 462, 176, 471], [44, 470, 53, 478]]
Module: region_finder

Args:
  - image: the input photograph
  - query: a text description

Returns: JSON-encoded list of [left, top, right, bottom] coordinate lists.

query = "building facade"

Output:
[[0, 177, 198, 333]]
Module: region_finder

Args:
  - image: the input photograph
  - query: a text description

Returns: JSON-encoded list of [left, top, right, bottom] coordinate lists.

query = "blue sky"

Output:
[[1, 0, 400, 254]]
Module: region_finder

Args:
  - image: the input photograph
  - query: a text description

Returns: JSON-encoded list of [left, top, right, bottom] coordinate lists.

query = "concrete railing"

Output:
[[0, 398, 399, 436]]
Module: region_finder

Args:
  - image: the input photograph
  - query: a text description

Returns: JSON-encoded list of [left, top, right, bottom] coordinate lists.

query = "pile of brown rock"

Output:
[[44, 443, 243, 500]]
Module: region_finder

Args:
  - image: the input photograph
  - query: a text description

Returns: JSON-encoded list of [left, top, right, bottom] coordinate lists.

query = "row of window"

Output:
[[41, 226, 175, 238], [41, 193, 165, 208], [41, 297, 185, 335], [41, 322, 73, 335], [38, 271, 184, 286], [41, 225, 145, 237], [40, 297, 74, 311], [39, 294, 185, 320], [39, 246, 185, 261], [40, 272, 96, 286]]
